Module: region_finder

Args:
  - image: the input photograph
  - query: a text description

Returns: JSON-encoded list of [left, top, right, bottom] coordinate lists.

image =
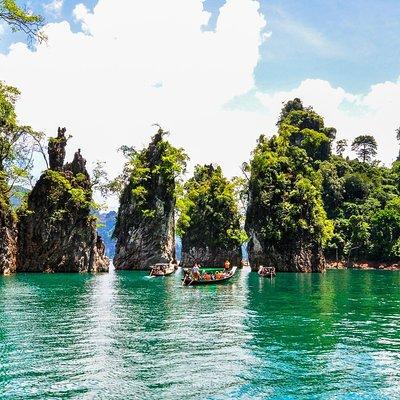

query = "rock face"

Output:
[[48, 127, 68, 170], [114, 197, 175, 269], [17, 128, 109, 273], [0, 190, 17, 275], [113, 130, 178, 270], [246, 230, 325, 272]]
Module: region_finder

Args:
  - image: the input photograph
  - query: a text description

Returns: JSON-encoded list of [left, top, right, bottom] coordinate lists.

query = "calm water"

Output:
[[0, 269, 399, 400]]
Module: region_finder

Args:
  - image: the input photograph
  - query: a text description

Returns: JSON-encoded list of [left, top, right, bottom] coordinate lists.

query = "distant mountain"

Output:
[[97, 211, 117, 259]]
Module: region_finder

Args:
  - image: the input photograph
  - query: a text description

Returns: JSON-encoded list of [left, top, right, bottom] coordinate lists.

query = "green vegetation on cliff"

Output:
[[114, 128, 187, 236], [176, 164, 245, 267], [323, 155, 400, 262], [177, 164, 247, 250], [113, 128, 188, 269], [0, 82, 46, 202], [247, 97, 400, 266], [245, 101, 333, 271]]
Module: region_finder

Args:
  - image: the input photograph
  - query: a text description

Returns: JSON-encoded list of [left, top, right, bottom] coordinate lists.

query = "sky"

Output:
[[1, 0, 400, 207]]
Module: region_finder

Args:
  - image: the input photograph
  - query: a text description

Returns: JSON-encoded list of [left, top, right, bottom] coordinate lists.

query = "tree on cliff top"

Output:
[[351, 135, 378, 163], [0, 0, 46, 43], [336, 139, 348, 157], [277, 99, 336, 162], [177, 164, 246, 256]]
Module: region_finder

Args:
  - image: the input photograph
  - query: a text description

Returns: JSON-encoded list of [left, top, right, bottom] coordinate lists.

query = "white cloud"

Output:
[[44, 0, 64, 17], [72, 4, 91, 33], [0, 0, 267, 190], [256, 79, 400, 164], [0, 0, 399, 211]]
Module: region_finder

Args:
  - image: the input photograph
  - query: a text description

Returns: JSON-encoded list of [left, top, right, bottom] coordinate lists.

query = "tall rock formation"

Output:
[[113, 129, 187, 270], [178, 164, 244, 268], [0, 184, 17, 275], [245, 99, 334, 273], [17, 128, 109, 273]]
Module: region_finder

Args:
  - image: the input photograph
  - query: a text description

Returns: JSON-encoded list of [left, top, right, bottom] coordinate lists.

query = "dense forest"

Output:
[[246, 98, 400, 269]]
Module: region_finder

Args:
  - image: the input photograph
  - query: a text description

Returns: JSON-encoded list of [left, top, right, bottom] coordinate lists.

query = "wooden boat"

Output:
[[149, 263, 176, 277], [258, 266, 276, 278], [182, 266, 237, 286]]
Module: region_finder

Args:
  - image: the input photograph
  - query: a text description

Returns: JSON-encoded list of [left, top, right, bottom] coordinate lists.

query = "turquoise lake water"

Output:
[[0, 269, 399, 399]]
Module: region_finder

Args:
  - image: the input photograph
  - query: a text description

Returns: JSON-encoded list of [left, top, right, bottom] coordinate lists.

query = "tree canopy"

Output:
[[0, 0, 46, 43], [246, 106, 334, 270], [277, 100, 336, 163], [177, 164, 247, 249], [351, 135, 378, 163], [247, 98, 400, 266], [0, 82, 46, 198]]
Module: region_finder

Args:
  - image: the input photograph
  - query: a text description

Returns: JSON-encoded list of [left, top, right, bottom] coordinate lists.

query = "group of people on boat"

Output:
[[187, 260, 232, 282], [258, 265, 276, 277], [149, 265, 165, 276]]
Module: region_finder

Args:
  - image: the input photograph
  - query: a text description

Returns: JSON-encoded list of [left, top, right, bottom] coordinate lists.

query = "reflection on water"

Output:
[[0, 269, 399, 399]]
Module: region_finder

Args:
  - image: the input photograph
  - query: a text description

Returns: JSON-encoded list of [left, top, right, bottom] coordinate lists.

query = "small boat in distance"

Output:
[[258, 266, 276, 278], [149, 263, 176, 277], [182, 266, 237, 286]]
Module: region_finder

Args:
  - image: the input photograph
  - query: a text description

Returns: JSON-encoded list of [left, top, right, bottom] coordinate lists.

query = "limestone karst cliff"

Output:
[[0, 184, 17, 275], [245, 133, 330, 273], [17, 128, 109, 272], [113, 129, 187, 270], [246, 230, 326, 272]]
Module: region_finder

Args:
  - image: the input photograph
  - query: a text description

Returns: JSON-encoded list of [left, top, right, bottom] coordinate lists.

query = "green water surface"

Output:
[[0, 269, 399, 399]]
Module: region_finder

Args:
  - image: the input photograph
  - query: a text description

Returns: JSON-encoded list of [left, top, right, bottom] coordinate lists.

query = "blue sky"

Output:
[[3, 0, 400, 94], [205, 0, 400, 93], [256, 0, 400, 93]]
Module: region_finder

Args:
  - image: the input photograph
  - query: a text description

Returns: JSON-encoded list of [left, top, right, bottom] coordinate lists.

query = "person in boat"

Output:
[[150, 266, 160, 276], [203, 272, 211, 281], [224, 260, 231, 271], [192, 262, 201, 281]]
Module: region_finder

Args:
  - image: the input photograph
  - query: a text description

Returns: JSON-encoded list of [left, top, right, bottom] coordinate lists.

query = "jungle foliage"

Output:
[[0, 0, 46, 43], [177, 164, 247, 250], [245, 104, 334, 255], [0, 82, 46, 216], [247, 97, 400, 263], [1, 79, 399, 265]]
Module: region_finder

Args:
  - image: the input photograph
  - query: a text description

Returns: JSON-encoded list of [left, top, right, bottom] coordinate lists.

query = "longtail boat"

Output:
[[149, 263, 176, 277], [182, 266, 237, 286]]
